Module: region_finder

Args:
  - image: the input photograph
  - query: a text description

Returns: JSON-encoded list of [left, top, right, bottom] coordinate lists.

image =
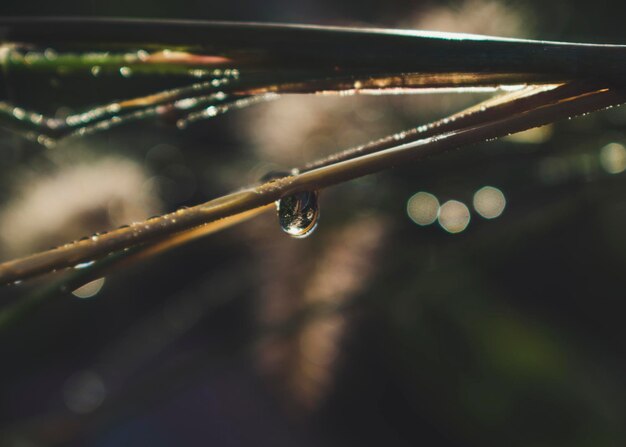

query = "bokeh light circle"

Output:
[[473, 186, 506, 219], [600, 143, 626, 174], [438, 200, 470, 233], [407, 192, 440, 225]]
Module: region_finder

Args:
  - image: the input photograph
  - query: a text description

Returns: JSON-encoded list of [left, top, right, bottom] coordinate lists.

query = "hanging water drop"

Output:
[[277, 191, 320, 238], [260, 171, 319, 238]]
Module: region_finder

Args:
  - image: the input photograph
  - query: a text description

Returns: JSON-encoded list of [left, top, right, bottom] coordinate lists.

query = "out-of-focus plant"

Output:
[[1, 18, 626, 292]]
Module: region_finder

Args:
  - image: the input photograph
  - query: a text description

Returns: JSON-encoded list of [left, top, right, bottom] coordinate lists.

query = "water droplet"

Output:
[[119, 66, 132, 77], [74, 261, 96, 269], [261, 170, 289, 183], [277, 191, 320, 238], [136, 49, 149, 61]]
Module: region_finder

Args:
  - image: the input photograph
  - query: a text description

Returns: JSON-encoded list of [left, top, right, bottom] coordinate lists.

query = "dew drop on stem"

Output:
[[277, 190, 320, 238], [261, 171, 320, 238]]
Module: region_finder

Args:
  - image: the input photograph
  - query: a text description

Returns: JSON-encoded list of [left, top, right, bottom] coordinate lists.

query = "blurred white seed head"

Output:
[[0, 157, 161, 258], [406, 0, 534, 38]]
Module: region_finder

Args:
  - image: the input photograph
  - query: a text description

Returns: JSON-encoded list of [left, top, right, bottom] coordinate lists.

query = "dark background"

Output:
[[1, 1, 626, 446]]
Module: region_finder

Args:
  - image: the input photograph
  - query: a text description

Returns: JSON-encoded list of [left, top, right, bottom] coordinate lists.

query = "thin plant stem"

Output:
[[1, 81, 625, 286]]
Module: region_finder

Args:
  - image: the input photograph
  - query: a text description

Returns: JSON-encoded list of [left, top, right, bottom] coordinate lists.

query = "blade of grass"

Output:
[[3, 18, 626, 84], [5, 18, 626, 146], [0, 204, 273, 330], [1, 81, 625, 286]]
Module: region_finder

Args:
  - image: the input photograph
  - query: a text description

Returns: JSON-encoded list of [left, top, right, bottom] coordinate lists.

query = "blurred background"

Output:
[[1, 1, 626, 446]]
